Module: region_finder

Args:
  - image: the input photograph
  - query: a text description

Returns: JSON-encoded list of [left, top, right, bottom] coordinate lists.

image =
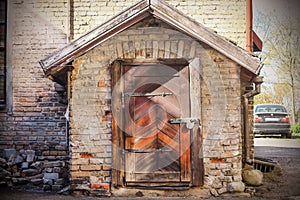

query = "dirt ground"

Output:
[[0, 145, 299, 200], [253, 146, 300, 199]]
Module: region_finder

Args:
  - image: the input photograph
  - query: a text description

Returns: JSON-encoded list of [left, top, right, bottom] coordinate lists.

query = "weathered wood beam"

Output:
[[40, 0, 151, 75], [40, 0, 263, 77], [150, 0, 262, 74]]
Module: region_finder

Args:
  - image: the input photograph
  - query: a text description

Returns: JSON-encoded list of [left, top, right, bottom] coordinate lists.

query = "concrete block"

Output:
[[21, 162, 29, 169], [26, 154, 35, 163], [43, 178, 54, 185], [14, 155, 24, 165], [30, 161, 43, 171], [44, 173, 59, 180], [4, 149, 16, 159]]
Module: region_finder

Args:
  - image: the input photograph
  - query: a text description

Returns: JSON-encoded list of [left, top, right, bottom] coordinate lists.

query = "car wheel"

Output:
[[282, 132, 292, 138]]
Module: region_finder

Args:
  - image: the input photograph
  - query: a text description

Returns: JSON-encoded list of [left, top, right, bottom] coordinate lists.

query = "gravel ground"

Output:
[[253, 146, 300, 199]]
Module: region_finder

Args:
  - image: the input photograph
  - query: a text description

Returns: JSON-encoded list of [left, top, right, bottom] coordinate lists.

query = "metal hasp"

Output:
[[126, 92, 173, 97], [169, 118, 200, 129]]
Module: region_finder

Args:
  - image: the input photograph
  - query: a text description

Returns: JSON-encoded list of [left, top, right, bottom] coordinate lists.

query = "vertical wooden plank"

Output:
[[124, 65, 134, 150], [180, 65, 191, 182], [111, 61, 125, 187], [189, 58, 204, 186], [191, 125, 203, 186], [180, 125, 191, 182], [125, 152, 136, 182], [189, 58, 201, 123]]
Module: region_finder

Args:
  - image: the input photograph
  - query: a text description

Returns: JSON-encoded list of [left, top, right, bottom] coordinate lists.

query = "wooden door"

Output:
[[122, 62, 191, 186]]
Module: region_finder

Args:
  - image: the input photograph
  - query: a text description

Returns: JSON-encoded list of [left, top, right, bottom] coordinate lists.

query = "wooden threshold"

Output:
[[126, 182, 191, 189]]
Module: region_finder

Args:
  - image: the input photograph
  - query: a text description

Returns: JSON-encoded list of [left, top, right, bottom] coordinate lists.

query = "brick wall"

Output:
[[201, 48, 243, 196], [72, 0, 247, 48], [69, 17, 244, 196], [1, 0, 249, 151], [0, 0, 249, 194], [296, 67, 300, 123], [0, 0, 69, 190]]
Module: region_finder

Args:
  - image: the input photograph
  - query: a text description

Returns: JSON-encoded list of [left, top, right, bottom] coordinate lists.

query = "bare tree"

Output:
[[254, 11, 300, 124]]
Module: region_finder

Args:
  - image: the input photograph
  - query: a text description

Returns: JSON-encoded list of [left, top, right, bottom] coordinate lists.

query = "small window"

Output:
[[0, 0, 6, 108]]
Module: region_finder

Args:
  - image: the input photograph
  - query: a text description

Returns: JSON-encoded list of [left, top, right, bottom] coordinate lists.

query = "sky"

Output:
[[253, 0, 300, 22], [252, 0, 300, 84]]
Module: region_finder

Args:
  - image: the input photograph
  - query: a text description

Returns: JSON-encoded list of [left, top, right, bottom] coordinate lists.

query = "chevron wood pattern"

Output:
[[123, 64, 191, 184]]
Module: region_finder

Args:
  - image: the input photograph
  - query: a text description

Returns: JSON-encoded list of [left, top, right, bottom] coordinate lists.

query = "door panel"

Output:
[[123, 64, 191, 185], [125, 152, 180, 182]]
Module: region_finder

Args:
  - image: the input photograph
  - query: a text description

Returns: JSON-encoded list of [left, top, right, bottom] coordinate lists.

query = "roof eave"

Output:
[[150, 0, 261, 74], [40, 0, 151, 75], [40, 0, 262, 76]]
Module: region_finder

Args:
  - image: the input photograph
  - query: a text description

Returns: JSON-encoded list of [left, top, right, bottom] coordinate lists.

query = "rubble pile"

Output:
[[0, 148, 68, 192]]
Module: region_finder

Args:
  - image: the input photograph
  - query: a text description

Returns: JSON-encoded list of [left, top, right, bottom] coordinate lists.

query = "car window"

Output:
[[255, 105, 286, 113], [257, 107, 265, 112], [274, 107, 283, 112]]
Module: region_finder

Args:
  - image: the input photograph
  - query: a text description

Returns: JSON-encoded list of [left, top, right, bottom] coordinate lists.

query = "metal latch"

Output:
[[124, 92, 173, 97], [169, 118, 200, 129], [124, 149, 172, 153]]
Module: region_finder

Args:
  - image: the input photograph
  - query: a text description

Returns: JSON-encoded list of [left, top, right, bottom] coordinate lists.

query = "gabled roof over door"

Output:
[[39, 0, 262, 80]]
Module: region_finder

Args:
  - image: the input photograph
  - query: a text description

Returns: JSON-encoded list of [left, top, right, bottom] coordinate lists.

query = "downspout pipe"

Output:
[[243, 76, 263, 164], [246, 0, 253, 52]]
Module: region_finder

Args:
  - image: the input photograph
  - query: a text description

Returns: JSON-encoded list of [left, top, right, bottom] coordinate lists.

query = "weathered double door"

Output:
[[112, 60, 197, 187]]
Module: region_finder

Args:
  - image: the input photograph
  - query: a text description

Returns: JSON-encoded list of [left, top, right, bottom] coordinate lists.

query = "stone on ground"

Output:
[[242, 169, 263, 186]]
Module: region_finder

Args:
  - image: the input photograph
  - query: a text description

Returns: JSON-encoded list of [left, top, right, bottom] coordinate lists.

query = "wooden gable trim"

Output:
[[39, 0, 262, 77], [40, 0, 151, 75], [253, 31, 263, 51], [149, 0, 261, 74]]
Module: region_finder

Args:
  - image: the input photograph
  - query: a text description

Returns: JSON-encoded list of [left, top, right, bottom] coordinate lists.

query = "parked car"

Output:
[[254, 104, 291, 138]]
